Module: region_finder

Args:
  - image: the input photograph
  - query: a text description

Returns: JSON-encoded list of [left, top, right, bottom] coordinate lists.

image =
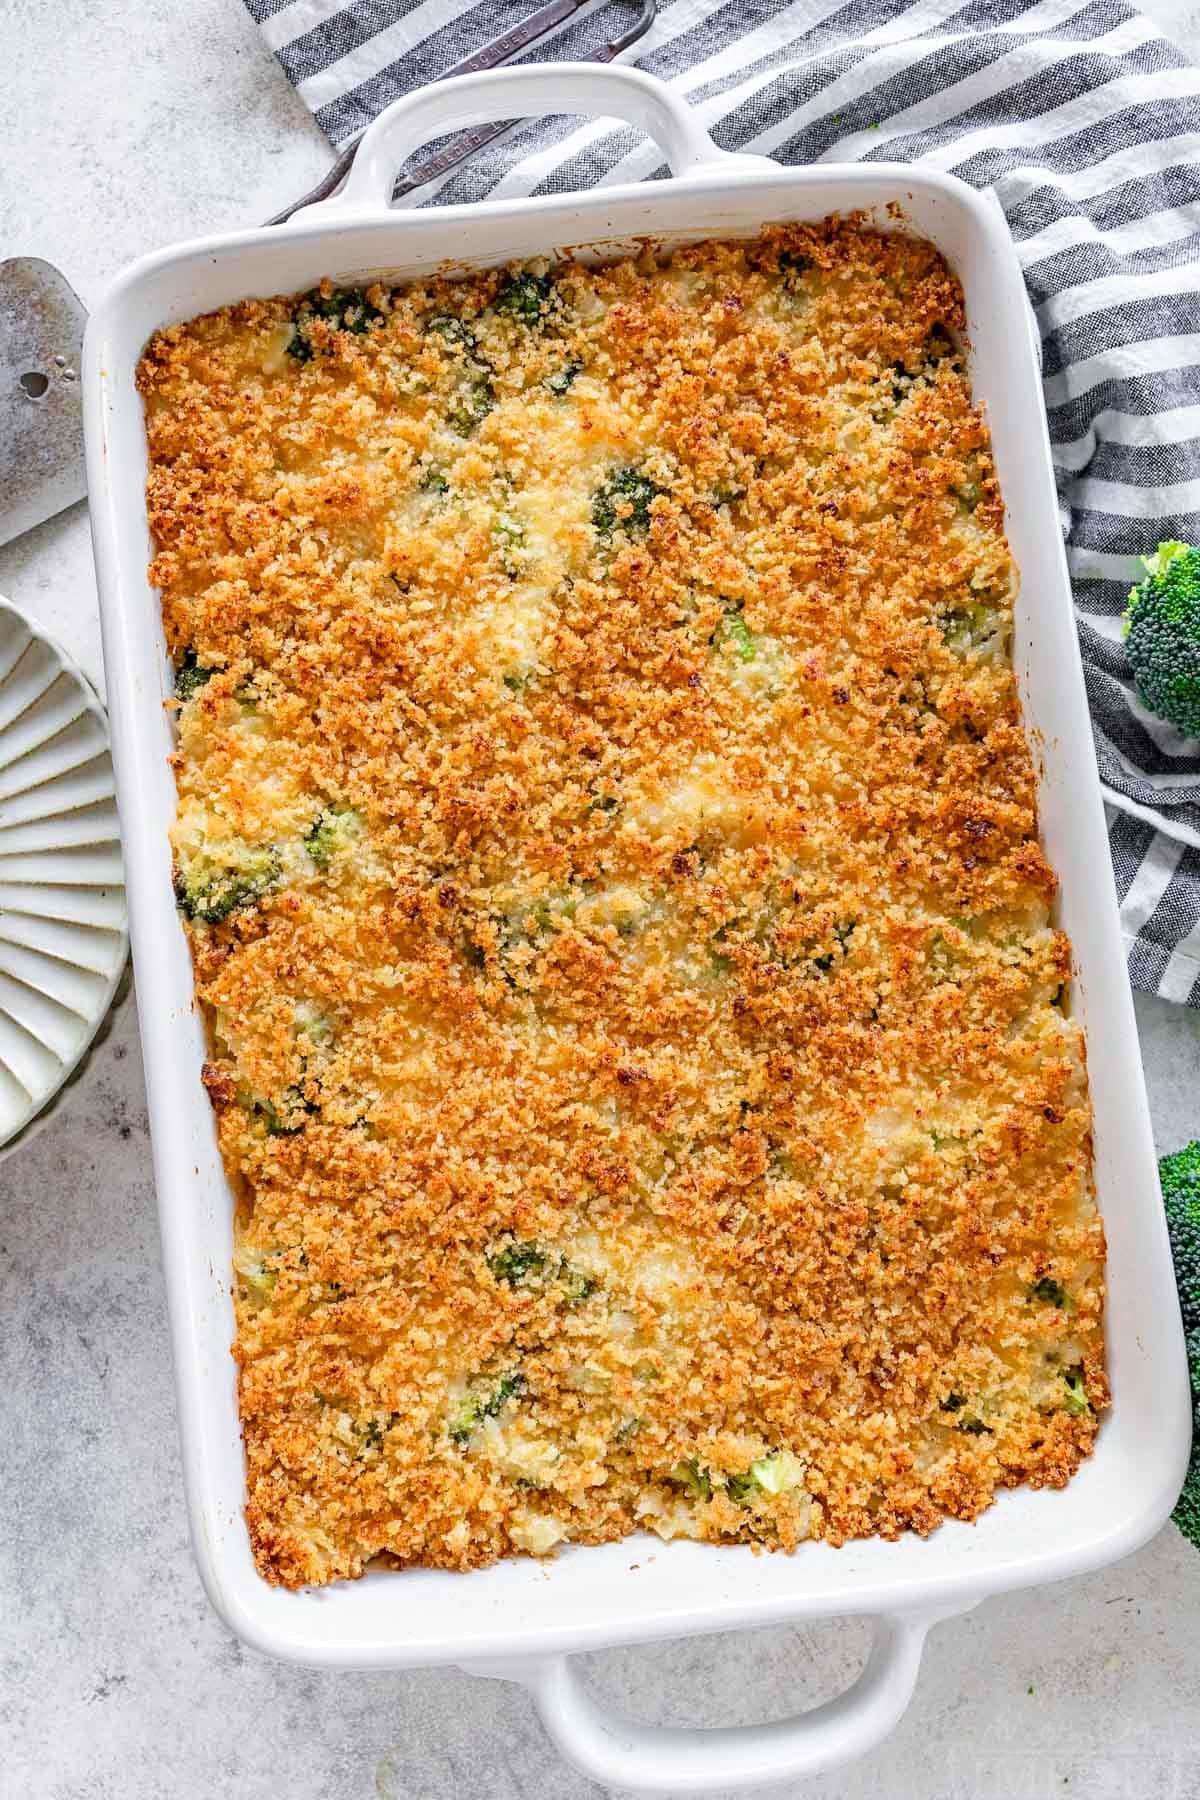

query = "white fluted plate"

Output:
[[0, 594, 128, 1153]]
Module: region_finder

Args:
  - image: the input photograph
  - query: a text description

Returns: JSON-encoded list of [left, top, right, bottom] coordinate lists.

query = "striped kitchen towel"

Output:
[[246, 0, 1200, 1005]]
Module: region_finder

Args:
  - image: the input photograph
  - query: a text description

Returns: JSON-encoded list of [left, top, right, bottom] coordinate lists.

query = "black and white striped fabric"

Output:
[[246, 0, 1200, 1005]]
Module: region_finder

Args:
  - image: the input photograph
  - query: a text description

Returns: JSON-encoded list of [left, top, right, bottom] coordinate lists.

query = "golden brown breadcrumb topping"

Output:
[[138, 221, 1106, 1589]]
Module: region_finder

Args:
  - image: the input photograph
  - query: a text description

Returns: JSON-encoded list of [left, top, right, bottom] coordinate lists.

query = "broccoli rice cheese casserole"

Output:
[[138, 220, 1107, 1590]]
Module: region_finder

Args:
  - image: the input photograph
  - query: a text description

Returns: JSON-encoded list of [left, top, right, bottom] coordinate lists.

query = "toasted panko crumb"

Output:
[[139, 222, 1106, 1590]]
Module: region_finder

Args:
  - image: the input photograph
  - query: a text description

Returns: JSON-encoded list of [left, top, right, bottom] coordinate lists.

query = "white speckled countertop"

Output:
[[3, 4, 1200, 1794]]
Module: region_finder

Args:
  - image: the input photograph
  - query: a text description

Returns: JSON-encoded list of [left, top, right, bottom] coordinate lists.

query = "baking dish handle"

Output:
[[464, 1604, 966, 1794], [289, 64, 771, 221]]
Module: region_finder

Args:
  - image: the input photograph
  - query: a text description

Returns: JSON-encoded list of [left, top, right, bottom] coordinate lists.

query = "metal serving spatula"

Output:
[[0, 257, 87, 548]]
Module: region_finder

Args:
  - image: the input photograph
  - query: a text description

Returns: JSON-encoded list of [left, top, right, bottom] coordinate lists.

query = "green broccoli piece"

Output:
[[425, 314, 495, 433], [747, 1450, 805, 1495], [493, 511, 527, 576], [241, 1082, 316, 1139], [545, 361, 582, 396], [591, 466, 661, 539], [940, 601, 1000, 656], [669, 1459, 712, 1501], [724, 1454, 806, 1505], [449, 375, 495, 436], [357, 1411, 398, 1452], [811, 920, 856, 974], [233, 1246, 279, 1297], [174, 650, 217, 704], [1029, 1276, 1071, 1309], [293, 999, 333, 1045], [304, 806, 362, 871], [870, 361, 910, 421], [714, 602, 757, 664], [426, 313, 477, 349], [1123, 542, 1200, 738], [1160, 1141, 1200, 1547], [288, 286, 384, 359], [778, 249, 812, 283], [448, 1370, 524, 1446], [174, 844, 280, 924], [495, 270, 554, 325], [1060, 1368, 1089, 1416], [559, 1263, 597, 1306], [489, 1240, 546, 1286]]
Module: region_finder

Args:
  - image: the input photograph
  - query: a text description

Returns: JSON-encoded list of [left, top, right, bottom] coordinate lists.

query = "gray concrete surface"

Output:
[[2, 1, 1200, 1794]]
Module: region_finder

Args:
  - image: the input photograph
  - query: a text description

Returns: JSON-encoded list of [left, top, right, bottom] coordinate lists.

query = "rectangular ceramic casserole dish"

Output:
[[83, 65, 1191, 1796]]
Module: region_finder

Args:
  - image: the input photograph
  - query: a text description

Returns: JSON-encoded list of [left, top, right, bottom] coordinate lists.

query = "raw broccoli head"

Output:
[[1123, 542, 1200, 738], [1161, 1141, 1200, 1547]]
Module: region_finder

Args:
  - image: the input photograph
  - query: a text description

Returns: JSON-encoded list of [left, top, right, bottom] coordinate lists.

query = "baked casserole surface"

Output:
[[138, 222, 1107, 1589]]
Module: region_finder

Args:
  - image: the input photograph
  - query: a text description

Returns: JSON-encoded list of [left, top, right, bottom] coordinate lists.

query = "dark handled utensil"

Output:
[[266, 0, 657, 226]]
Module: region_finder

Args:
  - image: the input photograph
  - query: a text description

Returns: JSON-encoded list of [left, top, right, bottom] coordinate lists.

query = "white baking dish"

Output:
[[83, 64, 1191, 1795]]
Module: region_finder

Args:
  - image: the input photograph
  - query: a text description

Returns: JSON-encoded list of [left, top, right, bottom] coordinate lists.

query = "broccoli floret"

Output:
[[493, 511, 528, 576], [293, 999, 333, 1045], [591, 466, 662, 539], [425, 314, 495, 434], [233, 1246, 279, 1297], [669, 1459, 712, 1501], [940, 601, 1001, 656], [1123, 542, 1200, 738], [174, 844, 280, 924], [1060, 1368, 1090, 1416], [545, 361, 581, 396], [488, 1239, 596, 1305], [240, 1082, 316, 1139], [489, 1240, 546, 1286], [714, 601, 757, 664], [357, 1411, 399, 1452], [426, 313, 478, 350], [449, 375, 495, 436], [418, 463, 449, 495], [495, 269, 554, 325], [304, 805, 362, 871], [870, 361, 910, 421], [750, 1450, 804, 1495], [288, 286, 384, 359], [174, 650, 217, 704], [559, 1263, 597, 1306], [811, 920, 856, 974], [1029, 1276, 1071, 1309], [448, 1370, 524, 1446], [1161, 1141, 1200, 1547], [723, 1452, 806, 1505], [778, 249, 812, 282]]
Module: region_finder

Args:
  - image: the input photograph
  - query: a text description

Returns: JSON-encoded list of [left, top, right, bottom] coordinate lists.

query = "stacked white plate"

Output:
[[0, 594, 127, 1153]]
